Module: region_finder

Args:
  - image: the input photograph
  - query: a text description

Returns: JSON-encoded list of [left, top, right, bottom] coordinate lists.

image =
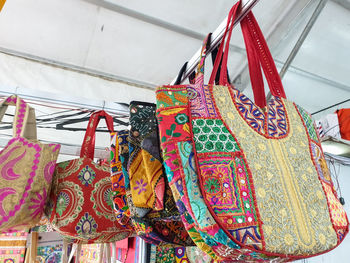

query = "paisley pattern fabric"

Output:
[[48, 158, 132, 243], [121, 102, 194, 247], [47, 112, 133, 244], [0, 96, 60, 232]]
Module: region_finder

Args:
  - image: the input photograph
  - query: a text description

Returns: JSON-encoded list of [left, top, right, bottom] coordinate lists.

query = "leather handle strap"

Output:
[[81, 110, 115, 158], [0, 95, 37, 139]]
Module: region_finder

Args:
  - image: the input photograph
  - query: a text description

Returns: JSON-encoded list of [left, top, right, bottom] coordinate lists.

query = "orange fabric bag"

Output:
[[337, 109, 350, 140]]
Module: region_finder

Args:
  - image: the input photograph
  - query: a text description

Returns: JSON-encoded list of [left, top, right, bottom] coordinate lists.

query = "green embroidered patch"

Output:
[[192, 119, 240, 153]]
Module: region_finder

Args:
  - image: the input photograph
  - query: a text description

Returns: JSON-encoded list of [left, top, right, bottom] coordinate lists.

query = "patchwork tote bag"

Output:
[[47, 110, 133, 244], [110, 130, 132, 228], [156, 1, 349, 261], [0, 95, 60, 232], [124, 101, 194, 246]]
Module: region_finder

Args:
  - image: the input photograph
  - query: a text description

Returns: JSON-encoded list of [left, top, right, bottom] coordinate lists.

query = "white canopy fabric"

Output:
[[0, 0, 349, 262], [0, 0, 348, 111]]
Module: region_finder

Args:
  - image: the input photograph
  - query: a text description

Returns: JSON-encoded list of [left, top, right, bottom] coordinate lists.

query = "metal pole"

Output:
[[170, 0, 260, 84], [266, 0, 329, 101]]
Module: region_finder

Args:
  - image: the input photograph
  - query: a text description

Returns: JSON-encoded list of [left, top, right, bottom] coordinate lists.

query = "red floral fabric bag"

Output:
[[47, 111, 133, 244]]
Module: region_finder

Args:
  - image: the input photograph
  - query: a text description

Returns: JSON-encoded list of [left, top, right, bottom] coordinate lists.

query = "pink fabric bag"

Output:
[[0, 95, 60, 232]]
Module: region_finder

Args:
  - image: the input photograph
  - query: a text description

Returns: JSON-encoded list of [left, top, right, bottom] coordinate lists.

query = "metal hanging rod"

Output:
[[312, 98, 350, 116], [0, 85, 129, 116], [170, 0, 259, 84]]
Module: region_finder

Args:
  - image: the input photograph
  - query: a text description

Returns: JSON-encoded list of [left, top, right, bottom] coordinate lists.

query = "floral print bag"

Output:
[[122, 101, 194, 246], [46, 111, 133, 243]]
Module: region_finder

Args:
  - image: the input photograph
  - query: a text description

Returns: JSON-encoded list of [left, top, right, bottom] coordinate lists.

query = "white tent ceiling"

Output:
[[0, 0, 349, 261], [0, 0, 348, 106], [0, 0, 348, 144]]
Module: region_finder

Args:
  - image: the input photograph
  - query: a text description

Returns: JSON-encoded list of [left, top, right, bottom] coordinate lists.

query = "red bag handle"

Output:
[[209, 1, 286, 108], [80, 110, 115, 159], [241, 12, 286, 100]]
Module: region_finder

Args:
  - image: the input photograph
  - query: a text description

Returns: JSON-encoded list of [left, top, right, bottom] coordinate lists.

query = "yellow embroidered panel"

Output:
[[129, 149, 164, 210], [212, 85, 338, 255]]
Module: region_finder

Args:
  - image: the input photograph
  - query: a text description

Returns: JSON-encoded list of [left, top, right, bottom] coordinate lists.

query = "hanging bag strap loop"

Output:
[[209, 1, 286, 108], [174, 62, 196, 85], [194, 33, 231, 86], [241, 11, 286, 99], [80, 110, 115, 158], [0, 95, 37, 140]]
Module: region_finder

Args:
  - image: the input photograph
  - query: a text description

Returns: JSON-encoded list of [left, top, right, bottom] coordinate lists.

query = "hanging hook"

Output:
[[102, 100, 105, 111]]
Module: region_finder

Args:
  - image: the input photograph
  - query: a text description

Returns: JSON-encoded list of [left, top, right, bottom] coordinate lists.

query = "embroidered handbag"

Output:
[[123, 101, 194, 246], [47, 110, 133, 244], [0, 95, 60, 232], [156, 1, 349, 261], [110, 130, 132, 227]]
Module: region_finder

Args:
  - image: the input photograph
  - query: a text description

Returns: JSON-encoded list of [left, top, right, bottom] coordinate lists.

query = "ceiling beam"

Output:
[[0, 46, 156, 90], [332, 0, 350, 10]]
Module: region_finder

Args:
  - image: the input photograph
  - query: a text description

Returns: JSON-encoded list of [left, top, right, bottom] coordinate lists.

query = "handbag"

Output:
[[156, 1, 349, 261], [336, 108, 350, 140], [123, 101, 194, 246], [47, 110, 133, 244], [110, 130, 132, 227], [0, 95, 60, 232]]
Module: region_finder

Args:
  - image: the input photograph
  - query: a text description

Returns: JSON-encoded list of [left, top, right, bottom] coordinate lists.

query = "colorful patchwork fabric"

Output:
[[119, 103, 193, 246], [128, 101, 165, 215], [186, 246, 212, 263], [156, 79, 348, 260], [110, 131, 131, 227], [36, 244, 62, 263], [157, 7, 348, 260], [157, 86, 280, 262], [149, 245, 198, 263], [0, 231, 27, 263]]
